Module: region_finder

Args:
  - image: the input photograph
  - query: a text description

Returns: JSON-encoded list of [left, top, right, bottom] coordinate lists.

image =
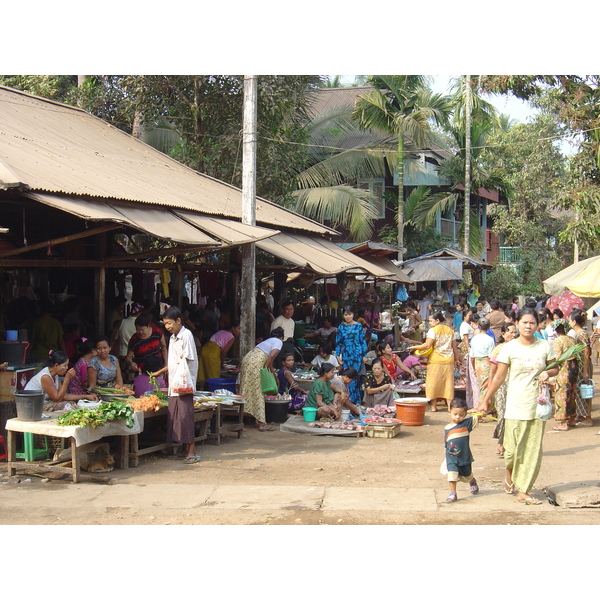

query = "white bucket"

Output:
[[341, 409, 350, 421]]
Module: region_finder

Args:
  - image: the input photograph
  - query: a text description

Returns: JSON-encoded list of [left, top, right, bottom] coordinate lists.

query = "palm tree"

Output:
[[292, 103, 433, 241], [408, 80, 510, 257], [352, 76, 451, 259]]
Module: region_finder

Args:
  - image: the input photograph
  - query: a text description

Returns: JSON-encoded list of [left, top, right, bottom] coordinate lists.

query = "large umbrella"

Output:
[[545, 289, 584, 316], [542, 255, 600, 297]]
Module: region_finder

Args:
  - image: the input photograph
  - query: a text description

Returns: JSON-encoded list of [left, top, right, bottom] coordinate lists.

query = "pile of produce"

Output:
[[128, 394, 165, 412], [57, 400, 135, 428], [364, 405, 396, 418], [93, 385, 135, 396]]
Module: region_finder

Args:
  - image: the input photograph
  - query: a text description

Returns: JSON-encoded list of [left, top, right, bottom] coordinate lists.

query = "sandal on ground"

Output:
[[446, 492, 458, 503], [519, 495, 542, 505], [258, 424, 275, 431], [504, 480, 515, 494], [552, 424, 569, 431], [470, 479, 479, 494], [575, 420, 593, 427], [183, 456, 201, 464]]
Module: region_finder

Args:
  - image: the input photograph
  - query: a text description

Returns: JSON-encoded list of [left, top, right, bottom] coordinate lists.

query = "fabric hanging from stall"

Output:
[[160, 269, 171, 299], [200, 271, 219, 299]]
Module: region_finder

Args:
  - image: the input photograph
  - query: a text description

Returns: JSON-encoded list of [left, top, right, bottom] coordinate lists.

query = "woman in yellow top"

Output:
[[410, 311, 461, 412]]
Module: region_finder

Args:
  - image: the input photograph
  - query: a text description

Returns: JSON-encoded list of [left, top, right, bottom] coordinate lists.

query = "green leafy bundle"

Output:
[[534, 343, 585, 377], [57, 401, 135, 429]]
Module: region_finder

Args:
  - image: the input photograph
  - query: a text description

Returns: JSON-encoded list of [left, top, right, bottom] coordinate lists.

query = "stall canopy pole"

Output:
[[240, 76, 257, 358]]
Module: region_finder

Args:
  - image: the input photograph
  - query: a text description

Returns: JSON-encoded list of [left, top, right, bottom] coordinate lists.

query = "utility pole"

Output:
[[463, 75, 472, 259], [239, 76, 258, 359]]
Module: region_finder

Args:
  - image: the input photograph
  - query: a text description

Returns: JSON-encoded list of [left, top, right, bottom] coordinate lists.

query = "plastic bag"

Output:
[[440, 458, 448, 475], [260, 368, 278, 394], [396, 284, 409, 302], [536, 384, 552, 421], [173, 359, 194, 394]]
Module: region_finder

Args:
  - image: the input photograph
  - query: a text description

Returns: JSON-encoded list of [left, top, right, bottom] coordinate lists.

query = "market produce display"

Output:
[[57, 400, 135, 428], [128, 394, 166, 412]]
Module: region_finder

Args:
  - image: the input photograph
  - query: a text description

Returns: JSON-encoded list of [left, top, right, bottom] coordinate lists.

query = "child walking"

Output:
[[444, 397, 479, 502]]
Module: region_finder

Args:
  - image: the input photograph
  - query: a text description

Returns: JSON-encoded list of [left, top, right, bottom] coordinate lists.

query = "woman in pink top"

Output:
[[67, 339, 97, 394], [197, 322, 240, 382]]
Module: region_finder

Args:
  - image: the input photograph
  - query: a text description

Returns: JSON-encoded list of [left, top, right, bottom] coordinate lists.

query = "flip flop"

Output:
[[575, 420, 593, 427], [519, 496, 542, 505], [504, 480, 515, 494], [183, 456, 201, 464], [470, 479, 479, 495], [258, 424, 275, 431], [446, 492, 458, 503]]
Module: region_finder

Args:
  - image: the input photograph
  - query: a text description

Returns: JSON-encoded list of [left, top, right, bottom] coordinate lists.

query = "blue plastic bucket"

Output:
[[5, 330, 18, 341], [302, 406, 317, 422], [206, 378, 237, 393]]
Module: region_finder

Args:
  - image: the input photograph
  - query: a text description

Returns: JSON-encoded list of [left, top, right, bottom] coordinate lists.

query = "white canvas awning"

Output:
[[401, 257, 463, 281]]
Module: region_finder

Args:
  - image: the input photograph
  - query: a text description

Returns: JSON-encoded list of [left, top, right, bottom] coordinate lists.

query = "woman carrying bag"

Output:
[[239, 327, 285, 431]]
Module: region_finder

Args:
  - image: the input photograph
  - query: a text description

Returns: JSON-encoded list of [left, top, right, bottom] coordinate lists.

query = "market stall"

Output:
[[6, 410, 143, 483]]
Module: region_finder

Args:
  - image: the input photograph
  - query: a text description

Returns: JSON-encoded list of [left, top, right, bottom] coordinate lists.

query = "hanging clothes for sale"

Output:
[[160, 269, 171, 298]]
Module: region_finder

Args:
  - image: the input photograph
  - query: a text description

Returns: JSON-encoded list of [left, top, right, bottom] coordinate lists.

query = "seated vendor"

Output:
[[304, 317, 337, 346], [331, 367, 360, 417], [25, 350, 99, 412], [310, 343, 340, 370], [377, 342, 417, 382], [277, 353, 306, 411], [306, 363, 358, 420], [362, 358, 395, 408], [87, 335, 124, 389]]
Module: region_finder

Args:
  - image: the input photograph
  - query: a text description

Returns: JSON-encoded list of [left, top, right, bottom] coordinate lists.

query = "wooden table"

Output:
[[207, 401, 245, 446], [6, 411, 144, 483], [126, 405, 214, 467]]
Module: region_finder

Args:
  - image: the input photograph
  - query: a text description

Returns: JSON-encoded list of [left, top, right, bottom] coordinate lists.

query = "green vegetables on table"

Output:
[[57, 400, 135, 429]]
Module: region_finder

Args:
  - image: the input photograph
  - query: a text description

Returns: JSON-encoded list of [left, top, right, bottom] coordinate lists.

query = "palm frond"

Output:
[[293, 185, 378, 241], [410, 192, 459, 228], [404, 185, 431, 221]]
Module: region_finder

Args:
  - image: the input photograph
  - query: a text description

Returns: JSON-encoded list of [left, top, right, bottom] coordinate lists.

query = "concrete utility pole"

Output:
[[239, 76, 258, 359], [463, 75, 472, 258]]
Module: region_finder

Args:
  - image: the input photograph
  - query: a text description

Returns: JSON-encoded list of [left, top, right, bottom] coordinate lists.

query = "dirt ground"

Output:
[[1, 376, 600, 527]]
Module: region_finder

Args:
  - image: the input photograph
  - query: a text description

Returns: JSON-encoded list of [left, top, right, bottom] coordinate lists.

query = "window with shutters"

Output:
[[357, 178, 385, 219]]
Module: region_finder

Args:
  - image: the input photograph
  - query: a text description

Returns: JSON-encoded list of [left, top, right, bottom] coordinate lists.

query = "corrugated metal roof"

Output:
[[0, 86, 334, 236], [256, 232, 396, 277]]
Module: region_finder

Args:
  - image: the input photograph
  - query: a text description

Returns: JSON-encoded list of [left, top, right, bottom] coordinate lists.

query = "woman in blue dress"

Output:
[[335, 307, 367, 404]]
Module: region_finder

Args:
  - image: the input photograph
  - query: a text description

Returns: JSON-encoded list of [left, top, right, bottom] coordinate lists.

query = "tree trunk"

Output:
[[193, 76, 204, 172], [132, 110, 143, 139], [463, 75, 472, 257], [397, 133, 405, 262]]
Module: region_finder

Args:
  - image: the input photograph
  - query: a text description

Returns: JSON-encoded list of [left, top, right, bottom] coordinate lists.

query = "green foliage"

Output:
[[482, 265, 521, 301]]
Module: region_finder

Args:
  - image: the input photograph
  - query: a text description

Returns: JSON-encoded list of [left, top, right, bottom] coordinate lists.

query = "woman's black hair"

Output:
[[339, 366, 358, 380], [498, 322, 515, 344], [343, 306, 354, 315], [163, 305, 182, 321], [569, 309, 585, 326], [94, 335, 111, 347], [554, 322, 566, 336], [74, 338, 95, 360], [517, 307, 539, 324], [270, 326, 285, 339], [490, 300, 501, 311], [478, 317, 491, 331], [371, 357, 383, 367], [48, 350, 69, 367], [468, 312, 480, 324], [377, 341, 390, 354], [319, 343, 332, 355], [430, 311, 445, 323], [135, 315, 151, 328], [318, 362, 336, 376], [552, 309, 564, 319], [280, 352, 294, 363], [143, 353, 164, 373]]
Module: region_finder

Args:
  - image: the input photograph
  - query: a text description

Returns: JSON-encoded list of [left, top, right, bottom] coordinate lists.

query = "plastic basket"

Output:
[[394, 400, 428, 426]]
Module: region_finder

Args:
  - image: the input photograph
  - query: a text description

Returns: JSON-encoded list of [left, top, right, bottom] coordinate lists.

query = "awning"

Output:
[[349, 255, 414, 283], [175, 211, 278, 246], [543, 255, 600, 297], [256, 232, 396, 277], [401, 257, 463, 281]]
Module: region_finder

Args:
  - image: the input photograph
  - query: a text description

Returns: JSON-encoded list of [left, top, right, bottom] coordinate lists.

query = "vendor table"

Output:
[[208, 401, 245, 446], [126, 405, 214, 467], [6, 411, 144, 483]]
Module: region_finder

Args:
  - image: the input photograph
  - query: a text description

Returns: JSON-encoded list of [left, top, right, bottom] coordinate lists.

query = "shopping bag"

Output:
[[260, 368, 278, 394], [535, 384, 552, 421], [173, 359, 194, 394]]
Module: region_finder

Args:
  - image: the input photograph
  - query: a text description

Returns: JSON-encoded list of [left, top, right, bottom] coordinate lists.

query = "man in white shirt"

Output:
[[271, 300, 296, 368]]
